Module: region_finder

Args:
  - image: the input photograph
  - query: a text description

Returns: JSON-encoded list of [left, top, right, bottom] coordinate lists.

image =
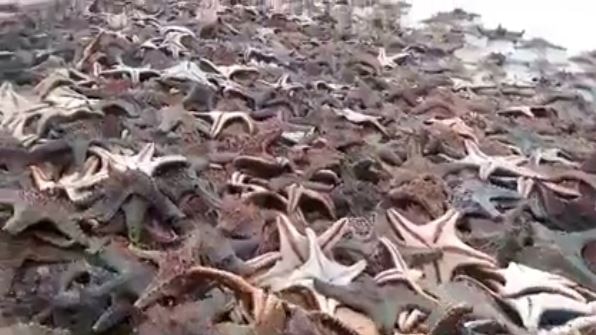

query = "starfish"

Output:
[[451, 178, 521, 219], [386, 208, 497, 284], [504, 292, 595, 331], [130, 222, 248, 309], [52, 240, 155, 333], [332, 108, 388, 136], [424, 116, 479, 143], [257, 73, 304, 93], [199, 58, 260, 81], [490, 263, 589, 303], [266, 171, 338, 219], [377, 47, 408, 69], [0, 81, 46, 125], [0, 231, 81, 295], [0, 186, 97, 248], [160, 61, 217, 89], [441, 139, 542, 180], [99, 63, 160, 85], [272, 228, 367, 314], [191, 110, 255, 138], [518, 223, 596, 293], [88, 143, 188, 177], [248, 214, 350, 289], [80, 168, 185, 239], [29, 156, 109, 204]]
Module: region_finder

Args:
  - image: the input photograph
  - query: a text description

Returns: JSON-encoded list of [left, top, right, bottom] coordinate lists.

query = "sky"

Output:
[[406, 0, 594, 55]]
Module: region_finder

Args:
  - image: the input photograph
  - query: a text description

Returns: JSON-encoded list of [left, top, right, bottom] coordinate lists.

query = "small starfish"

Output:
[[386, 208, 497, 284], [80, 168, 184, 234], [199, 58, 260, 81], [88, 143, 188, 176], [441, 139, 542, 180], [191, 110, 255, 138], [0, 81, 46, 125], [130, 222, 248, 309], [377, 47, 408, 69], [333, 108, 388, 136], [161, 61, 217, 89], [99, 63, 160, 85], [258, 73, 304, 93]]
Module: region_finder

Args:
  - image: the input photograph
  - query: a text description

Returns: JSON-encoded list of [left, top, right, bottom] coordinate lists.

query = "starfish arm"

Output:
[[122, 195, 149, 243]]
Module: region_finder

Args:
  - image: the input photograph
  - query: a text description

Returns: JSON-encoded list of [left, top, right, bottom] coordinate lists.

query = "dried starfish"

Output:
[[88, 143, 188, 177], [130, 222, 248, 309], [248, 214, 350, 289], [30, 156, 109, 204], [451, 178, 520, 219], [272, 228, 367, 314], [191, 110, 255, 138], [441, 139, 542, 180], [99, 63, 160, 85], [386, 208, 497, 284], [0, 185, 98, 248]]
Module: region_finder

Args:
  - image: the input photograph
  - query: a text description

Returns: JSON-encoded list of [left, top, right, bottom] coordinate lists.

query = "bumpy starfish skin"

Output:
[[0, 187, 93, 247]]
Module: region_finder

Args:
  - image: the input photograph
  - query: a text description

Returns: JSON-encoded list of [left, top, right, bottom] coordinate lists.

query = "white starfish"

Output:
[[377, 47, 409, 69], [441, 139, 542, 180], [249, 214, 349, 288], [30, 156, 109, 203], [281, 228, 367, 314], [333, 108, 388, 136], [88, 143, 188, 176], [161, 61, 217, 88]]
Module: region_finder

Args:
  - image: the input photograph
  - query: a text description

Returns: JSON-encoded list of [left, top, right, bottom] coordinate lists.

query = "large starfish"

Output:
[[248, 214, 350, 289], [273, 228, 367, 314], [30, 156, 109, 204], [191, 110, 255, 139], [386, 208, 497, 284], [88, 143, 188, 177], [130, 221, 248, 309], [441, 139, 542, 180], [0, 185, 98, 248]]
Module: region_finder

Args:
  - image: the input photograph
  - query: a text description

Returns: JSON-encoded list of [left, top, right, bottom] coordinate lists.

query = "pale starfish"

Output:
[[279, 228, 367, 314], [30, 155, 109, 204], [249, 214, 349, 288], [441, 139, 542, 180], [386, 208, 497, 284], [0, 81, 47, 125], [505, 292, 595, 331], [200, 58, 260, 80], [377, 47, 409, 69], [333, 108, 388, 136], [161, 61, 217, 89], [191, 111, 255, 138], [492, 263, 588, 303], [88, 143, 188, 176], [285, 182, 337, 219], [99, 63, 160, 84], [374, 237, 439, 334], [1, 114, 39, 146]]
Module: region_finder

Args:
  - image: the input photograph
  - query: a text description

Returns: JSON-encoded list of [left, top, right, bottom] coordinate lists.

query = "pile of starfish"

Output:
[[3, 0, 596, 334]]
